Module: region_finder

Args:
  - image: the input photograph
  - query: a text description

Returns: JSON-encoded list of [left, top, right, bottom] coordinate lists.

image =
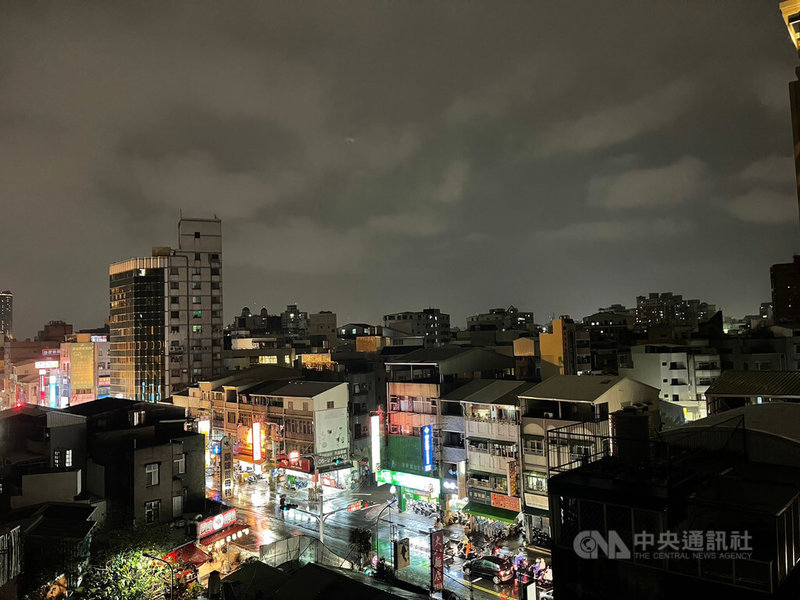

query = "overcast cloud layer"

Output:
[[1, 1, 798, 338]]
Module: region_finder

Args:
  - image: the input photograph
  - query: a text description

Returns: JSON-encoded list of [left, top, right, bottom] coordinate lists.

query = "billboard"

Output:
[[430, 530, 445, 592], [70, 343, 96, 390], [421, 424, 433, 473], [198, 508, 237, 537]]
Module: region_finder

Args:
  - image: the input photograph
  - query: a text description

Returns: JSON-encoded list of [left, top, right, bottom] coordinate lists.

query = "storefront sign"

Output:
[[198, 508, 237, 537], [421, 425, 433, 473], [491, 492, 521, 513], [430, 530, 445, 592], [468, 488, 491, 504], [507, 460, 518, 496], [34, 360, 59, 370], [370, 415, 380, 473], [377, 470, 440, 496], [252, 422, 262, 462], [524, 492, 549, 511]]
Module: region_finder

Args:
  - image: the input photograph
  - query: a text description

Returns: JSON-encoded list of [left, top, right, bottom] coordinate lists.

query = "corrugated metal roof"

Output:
[[705, 371, 800, 397], [519, 375, 632, 402], [441, 379, 529, 405], [675, 403, 800, 445], [268, 380, 346, 398]]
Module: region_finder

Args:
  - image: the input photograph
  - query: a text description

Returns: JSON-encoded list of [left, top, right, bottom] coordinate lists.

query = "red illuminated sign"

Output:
[[198, 508, 237, 537], [490, 492, 521, 513]]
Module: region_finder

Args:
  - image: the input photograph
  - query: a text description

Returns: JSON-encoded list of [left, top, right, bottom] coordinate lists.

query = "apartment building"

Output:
[[517, 375, 660, 535]]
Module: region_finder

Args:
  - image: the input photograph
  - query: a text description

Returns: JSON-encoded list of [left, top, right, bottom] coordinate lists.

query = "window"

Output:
[[211, 282, 220, 290], [174, 453, 186, 475], [192, 296, 201, 304], [170, 282, 179, 290], [170, 267, 179, 275], [171, 311, 180, 319], [192, 267, 202, 276], [193, 353, 202, 362], [171, 296, 179, 304], [212, 311, 221, 319], [145, 500, 161, 524], [193, 310, 202, 319], [192, 282, 202, 290], [193, 325, 202, 333], [211, 253, 219, 260], [211, 268, 220, 276], [145, 463, 160, 486], [171, 326, 180, 334], [228, 412, 236, 424], [172, 494, 184, 516], [194, 252, 201, 261], [327, 401, 334, 409], [194, 231, 200, 238], [54, 448, 72, 468], [525, 471, 548, 494], [258, 355, 277, 364], [524, 437, 544, 456], [211, 296, 220, 304]]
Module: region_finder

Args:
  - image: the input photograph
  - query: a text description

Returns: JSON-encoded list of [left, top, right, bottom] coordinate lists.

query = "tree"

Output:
[[70, 524, 203, 600], [348, 528, 373, 568]]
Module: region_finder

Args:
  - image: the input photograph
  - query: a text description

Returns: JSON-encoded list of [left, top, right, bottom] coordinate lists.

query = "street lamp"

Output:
[[374, 497, 398, 561], [143, 553, 174, 600]]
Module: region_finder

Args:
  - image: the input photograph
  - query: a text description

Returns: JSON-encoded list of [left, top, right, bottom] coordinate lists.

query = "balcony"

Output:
[[523, 452, 547, 468], [440, 414, 465, 433], [468, 452, 516, 475], [442, 445, 466, 464], [465, 419, 518, 443]]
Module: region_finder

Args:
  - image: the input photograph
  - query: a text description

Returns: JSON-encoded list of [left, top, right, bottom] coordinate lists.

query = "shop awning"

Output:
[[199, 523, 250, 549], [234, 454, 266, 465], [462, 501, 519, 523], [165, 542, 210, 568], [523, 506, 549, 517]]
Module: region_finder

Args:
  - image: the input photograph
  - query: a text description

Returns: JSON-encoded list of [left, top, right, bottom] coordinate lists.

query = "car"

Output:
[[462, 555, 515, 584]]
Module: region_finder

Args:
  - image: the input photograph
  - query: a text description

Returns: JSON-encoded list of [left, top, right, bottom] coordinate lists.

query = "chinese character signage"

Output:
[[421, 425, 433, 473], [491, 492, 521, 513], [507, 460, 517, 496], [430, 529, 445, 591], [198, 508, 237, 537], [252, 422, 262, 461]]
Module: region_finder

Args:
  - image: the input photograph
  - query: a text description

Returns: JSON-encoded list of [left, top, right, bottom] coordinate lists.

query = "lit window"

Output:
[[146, 463, 160, 486], [193, 311, 202, 319], [258, 355, 277, 364], [172, 495, 183, 517], [192, 296, 201, 304], [193, 325, 202, 333]]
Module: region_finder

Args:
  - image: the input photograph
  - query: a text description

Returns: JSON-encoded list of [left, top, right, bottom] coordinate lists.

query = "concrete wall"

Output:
[[11, 469, 81, 509]]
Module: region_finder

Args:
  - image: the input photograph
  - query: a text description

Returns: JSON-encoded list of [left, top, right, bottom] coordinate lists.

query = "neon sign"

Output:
[[422, 425, 433, 473]]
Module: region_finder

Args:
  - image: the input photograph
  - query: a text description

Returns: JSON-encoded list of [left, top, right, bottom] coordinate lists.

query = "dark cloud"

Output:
[[0, 1, 798, 337]]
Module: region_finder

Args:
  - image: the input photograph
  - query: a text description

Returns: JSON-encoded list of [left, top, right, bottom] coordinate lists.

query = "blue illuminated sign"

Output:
[[422, 425, 433, 473]]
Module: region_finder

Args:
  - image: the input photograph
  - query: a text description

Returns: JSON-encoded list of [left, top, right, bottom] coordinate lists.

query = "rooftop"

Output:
[[441, 379, 530, 406], [705, 370, 800, 398], [519, 375, 634, 402], [677, 403, 800, 446], [267, 380, 346, 398]]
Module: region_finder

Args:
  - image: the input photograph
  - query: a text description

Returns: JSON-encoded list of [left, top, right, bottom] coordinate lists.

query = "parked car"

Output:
[[462, 555, 515, 584]]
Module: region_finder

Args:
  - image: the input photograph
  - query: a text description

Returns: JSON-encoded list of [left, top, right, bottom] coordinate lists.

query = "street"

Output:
[[211, 478, 540, 600]]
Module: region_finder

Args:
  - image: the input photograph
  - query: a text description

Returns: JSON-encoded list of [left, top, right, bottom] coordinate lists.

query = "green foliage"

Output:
[[72, 524, 203, 600], [349, 527, 372, 556]]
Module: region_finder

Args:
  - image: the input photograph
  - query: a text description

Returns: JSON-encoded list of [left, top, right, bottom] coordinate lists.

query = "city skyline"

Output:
[[1, 2, 798, 338]]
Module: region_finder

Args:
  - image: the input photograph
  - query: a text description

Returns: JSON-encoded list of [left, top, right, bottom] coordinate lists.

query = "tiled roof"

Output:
[[705, 371, 800, 397]]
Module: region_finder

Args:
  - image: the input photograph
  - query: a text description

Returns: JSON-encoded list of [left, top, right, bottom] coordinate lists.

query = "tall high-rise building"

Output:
[[0, 290, 12, 340], [779, 1, 800, 224], [109, 218, 223, 402], [771, 255, 800, 323]]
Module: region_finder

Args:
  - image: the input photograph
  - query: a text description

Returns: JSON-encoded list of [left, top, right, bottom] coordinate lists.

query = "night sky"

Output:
[[1, 1, 798, 339]]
